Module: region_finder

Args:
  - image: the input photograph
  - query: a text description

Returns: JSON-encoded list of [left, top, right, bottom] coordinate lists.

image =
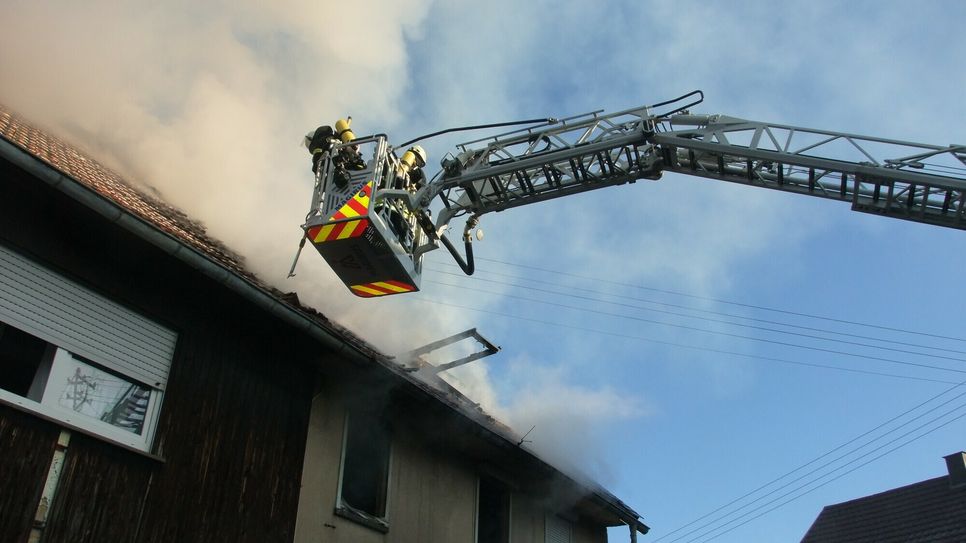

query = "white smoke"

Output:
[[0, 1, 469, 348]]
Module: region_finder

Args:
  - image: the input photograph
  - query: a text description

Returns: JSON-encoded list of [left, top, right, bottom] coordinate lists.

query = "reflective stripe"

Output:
[[371, 281, 410, 293], [350, 285, 385, 297], [350, 280, 417, 298], [330, 181, 373, 220], [308, 219, 368, 243]]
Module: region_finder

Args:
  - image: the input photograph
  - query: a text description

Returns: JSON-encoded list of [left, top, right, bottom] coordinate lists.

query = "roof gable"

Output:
[[801, 476, 966, 543]]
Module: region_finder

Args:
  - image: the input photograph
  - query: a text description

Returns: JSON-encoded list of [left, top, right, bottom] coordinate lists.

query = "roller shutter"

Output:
[[0, 244, 176, 389]]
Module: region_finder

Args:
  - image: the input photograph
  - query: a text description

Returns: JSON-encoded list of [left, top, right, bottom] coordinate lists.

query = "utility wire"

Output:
[[425, 270, 966, 363], [470, 256, 966, 344], [651, 377, 966, 542], [426, 279, 966, 376], [411, 297, 963, 384], [667, 387, 966, 543], [690, 405, 966, 543], [427, 262, 966, 357]]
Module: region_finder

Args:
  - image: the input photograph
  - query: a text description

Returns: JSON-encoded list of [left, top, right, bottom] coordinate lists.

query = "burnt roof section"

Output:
[[800, 475, 966, 543], [0, 103, 646, 532]]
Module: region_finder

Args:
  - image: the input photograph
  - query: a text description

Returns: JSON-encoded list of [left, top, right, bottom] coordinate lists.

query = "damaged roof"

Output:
[[0, 103, 646, 534]]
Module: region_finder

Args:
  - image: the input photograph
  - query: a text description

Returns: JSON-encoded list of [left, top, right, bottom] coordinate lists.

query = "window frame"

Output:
[[334, 409, 393, 533], [0, 244, 174, 454], [0, 323, 165, 453], [477, 475, 512, 543]]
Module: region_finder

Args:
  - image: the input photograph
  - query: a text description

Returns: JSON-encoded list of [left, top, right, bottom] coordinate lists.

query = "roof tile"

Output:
[[801, 476, 966, 543]]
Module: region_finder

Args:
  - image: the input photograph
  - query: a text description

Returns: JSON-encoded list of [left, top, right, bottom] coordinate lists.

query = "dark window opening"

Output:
[[0, 322, 51, 399], [0, 320, 154, 437], [340, 410, 391, 520], [478, 476, 510, 543]]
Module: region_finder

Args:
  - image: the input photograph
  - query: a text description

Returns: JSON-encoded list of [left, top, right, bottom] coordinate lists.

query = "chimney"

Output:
[[943, 452, 966, 488]]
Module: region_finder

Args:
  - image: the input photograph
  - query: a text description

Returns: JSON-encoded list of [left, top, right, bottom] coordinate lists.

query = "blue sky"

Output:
[[3, 1, 965, 541], [388, 2, 966, 541]]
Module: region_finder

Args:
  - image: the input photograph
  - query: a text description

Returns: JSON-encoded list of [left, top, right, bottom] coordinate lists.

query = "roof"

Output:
[[0, 107, 245, 274], [0, 103, 646, 532], [800, 475, 966, 543]]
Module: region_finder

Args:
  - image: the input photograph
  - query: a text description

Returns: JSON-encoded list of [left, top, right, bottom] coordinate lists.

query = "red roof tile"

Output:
[[0, 106, 246, 274]]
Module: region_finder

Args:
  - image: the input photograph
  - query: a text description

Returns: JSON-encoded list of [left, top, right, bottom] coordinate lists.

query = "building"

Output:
[[0, 105, 648, 542], [800, 452, 966, 542]]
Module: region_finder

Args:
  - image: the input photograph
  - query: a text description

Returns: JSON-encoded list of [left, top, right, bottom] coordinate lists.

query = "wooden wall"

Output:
[[0, 152, 320, 541]]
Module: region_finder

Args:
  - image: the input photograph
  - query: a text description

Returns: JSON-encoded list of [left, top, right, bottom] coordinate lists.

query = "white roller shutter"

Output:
[[546, 514, 573, 543], [0, 244, 176, 389]]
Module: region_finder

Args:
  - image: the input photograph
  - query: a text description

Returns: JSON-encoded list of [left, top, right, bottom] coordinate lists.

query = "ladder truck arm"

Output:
[[295, 91, 965, 298]]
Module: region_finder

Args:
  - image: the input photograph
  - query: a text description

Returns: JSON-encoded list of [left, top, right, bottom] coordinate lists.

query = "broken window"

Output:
[[477, 476, 510, 543], [336, 409, 391, 530]]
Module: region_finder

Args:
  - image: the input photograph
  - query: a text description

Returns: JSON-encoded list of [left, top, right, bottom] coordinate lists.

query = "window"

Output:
[[0, 244, 176, 452], [545, 514, 573, 543], [336, 409, 391, 531], [0, 324, 159, 441], [477, 477, 510, 543]]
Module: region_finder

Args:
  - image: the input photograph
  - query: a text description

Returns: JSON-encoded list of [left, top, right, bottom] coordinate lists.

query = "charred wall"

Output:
[[0, 152, 321, 541]]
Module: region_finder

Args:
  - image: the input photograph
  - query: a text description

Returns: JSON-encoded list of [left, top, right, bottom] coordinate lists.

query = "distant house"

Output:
[[0, 105, 648, 543], [800, 452, 966, 543]]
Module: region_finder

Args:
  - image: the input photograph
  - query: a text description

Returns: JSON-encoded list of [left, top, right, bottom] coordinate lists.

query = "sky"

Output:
[[2, 1, 966, 541]]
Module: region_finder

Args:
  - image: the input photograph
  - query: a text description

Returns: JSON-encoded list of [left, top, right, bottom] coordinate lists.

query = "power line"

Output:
[[468, 256, 966, 344], [650, 377, 966, 542], [665, 385, 966, 543], [425, 280, 966, 377], [427, 262, 966, 357], [411, 296, 964, 384], [425, 269, 966, 362], [692, 405, 966, 543]]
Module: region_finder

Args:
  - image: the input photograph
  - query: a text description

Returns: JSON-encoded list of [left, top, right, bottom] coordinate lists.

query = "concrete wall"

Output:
[[294, 380, 478, 543], [294, 378, 608, 543]]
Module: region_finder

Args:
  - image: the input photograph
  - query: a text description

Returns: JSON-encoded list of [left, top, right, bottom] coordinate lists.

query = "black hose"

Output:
[[397, 118, 556, 148], [650, 89, 704, 118], [439, 234, 474, 275]]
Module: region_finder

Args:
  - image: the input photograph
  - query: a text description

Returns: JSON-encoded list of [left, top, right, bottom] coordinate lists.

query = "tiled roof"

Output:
[[800, 476, 966, 543], [0, 106, 248, 275]]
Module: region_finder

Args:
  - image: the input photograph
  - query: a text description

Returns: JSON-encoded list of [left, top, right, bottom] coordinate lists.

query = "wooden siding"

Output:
[[137, 319, 315, 542], [0, 157, 319, 542], [41, 433, 154, 542], [0, 406, 59, 542]]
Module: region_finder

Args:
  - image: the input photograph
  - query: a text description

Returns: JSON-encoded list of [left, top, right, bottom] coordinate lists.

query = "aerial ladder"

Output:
[[292, 91, 966, 298]]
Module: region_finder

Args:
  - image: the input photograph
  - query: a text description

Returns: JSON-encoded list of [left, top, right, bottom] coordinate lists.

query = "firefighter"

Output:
[[334, 117, 366, 172], [386, 145, 429, 247], [395, 145, 428, 190], [304, 117, 366, 188], [303, 125, 335, 174]]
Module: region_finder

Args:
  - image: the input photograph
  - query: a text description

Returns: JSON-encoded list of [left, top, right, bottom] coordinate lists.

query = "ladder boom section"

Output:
[[653, 115, 966, 230], [431, 106, 663, 229]]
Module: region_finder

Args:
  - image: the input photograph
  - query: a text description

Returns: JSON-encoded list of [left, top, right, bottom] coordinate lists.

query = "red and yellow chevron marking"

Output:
[[307, 219, 369, 243], [307, 181, 375, 243], [350, 280, 417, 298], [330, 181, 373, 220]]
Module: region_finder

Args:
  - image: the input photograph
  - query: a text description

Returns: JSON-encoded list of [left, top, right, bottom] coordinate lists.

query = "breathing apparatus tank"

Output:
[[335, 118, 355, 143], [398, 145, 428, 175]]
